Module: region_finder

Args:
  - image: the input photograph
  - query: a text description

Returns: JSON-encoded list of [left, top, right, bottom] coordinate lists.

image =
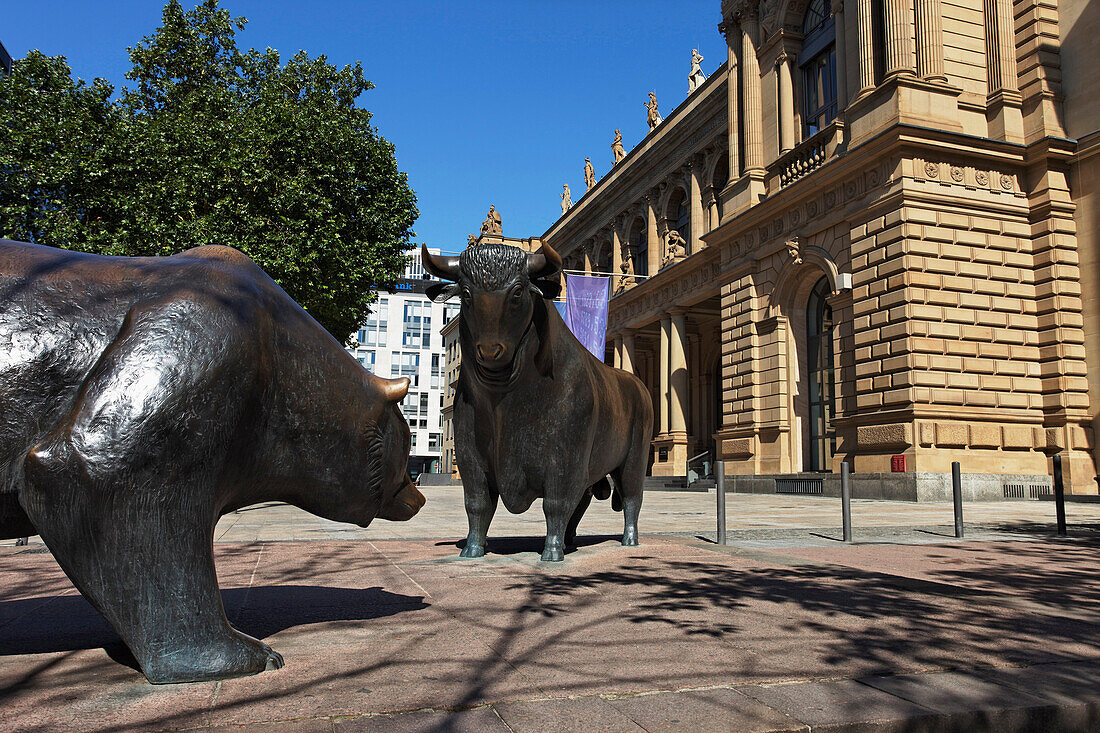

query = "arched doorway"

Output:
[[805, 277, 836, 471]]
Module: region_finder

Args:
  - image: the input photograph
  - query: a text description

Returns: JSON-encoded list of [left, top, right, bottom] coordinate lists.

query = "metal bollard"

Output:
[[841, 462, 852, 543], [1053, 454, 1067, 537], [716, 460, 727, 545], [952, 461, 964, 538]]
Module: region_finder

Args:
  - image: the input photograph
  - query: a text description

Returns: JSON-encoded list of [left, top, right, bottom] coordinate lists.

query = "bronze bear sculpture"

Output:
[[423, 242, 654, 562], [0, 240, 424, 684]]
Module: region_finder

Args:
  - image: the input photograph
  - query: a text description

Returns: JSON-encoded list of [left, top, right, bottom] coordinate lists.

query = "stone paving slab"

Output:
[[3, 533, 1100, 732]]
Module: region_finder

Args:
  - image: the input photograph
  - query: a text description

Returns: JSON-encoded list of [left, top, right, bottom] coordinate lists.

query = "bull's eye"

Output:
[[510, 285, 523, 304]]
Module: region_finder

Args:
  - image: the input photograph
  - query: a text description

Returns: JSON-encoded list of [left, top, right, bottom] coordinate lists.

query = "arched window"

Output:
[[669, 188, 690, 244], [800, 0, 837, 138], [629, 216, 648, 276], [711, 156, 729, 225], [806, 277, 836, 471]]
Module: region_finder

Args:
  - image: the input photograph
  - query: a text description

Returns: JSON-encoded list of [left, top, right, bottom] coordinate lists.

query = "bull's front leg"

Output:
[[541, 494, 573, 562], [460, 470, 497, 558]]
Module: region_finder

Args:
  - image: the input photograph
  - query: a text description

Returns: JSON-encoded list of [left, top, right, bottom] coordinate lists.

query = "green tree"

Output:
[[0, 0, 417, 340]]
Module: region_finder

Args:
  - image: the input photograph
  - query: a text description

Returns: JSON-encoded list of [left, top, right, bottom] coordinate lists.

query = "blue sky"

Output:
[[4, 1, 724, 255]]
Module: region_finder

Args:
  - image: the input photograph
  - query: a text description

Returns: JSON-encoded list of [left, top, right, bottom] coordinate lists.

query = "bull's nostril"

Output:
[[477, 343, 505, 361]]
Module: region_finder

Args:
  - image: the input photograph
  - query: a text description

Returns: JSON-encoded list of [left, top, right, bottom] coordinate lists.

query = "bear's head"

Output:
[[358, 374, 425, 524]]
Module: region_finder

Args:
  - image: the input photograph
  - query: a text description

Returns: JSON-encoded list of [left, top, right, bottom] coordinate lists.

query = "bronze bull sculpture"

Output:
[[423, 242, 653, 562], [0, 240, 424, 683]]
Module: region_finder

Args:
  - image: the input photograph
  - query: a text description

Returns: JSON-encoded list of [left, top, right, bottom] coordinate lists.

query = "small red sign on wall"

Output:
[[891, 454, 906, 473]]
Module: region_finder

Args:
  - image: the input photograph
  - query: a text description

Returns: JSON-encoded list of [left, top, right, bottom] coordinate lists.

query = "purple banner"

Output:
[[564, 273, 610, 361]]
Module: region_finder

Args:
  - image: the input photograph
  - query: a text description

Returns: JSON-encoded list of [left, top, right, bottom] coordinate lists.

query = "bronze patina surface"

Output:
[[423, 242, 654, 562], [0, 240, 423, 683]]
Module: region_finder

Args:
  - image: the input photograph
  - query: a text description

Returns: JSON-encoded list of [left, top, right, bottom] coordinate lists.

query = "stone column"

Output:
[[740, 15, 765, 173], [659, 315, 671, 436], [646, 193, 661, 275], [984, 0, 1024, 141], [622, 329, 636, 374], [777, 52, 795, 154], [669, 310, 688, 436], [832, 1, 849, 109], [856, 0, 876, 97], [613, 335, 623, 369], [688, 159, 705, 253], [914, 0, 946, 81], [582, 241, 593, 273], [985, 0, 1018, 95], [884, 0, 916, 80], [719, 20, 742, 178]]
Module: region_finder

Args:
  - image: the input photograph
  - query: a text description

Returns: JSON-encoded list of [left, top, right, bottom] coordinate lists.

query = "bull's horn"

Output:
[[422, 243, 461, 281], [378, 376, 410, 404], [528, 242, 562, 280]]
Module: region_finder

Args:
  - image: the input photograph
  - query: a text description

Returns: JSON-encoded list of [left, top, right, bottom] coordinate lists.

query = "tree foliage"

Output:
[[0, 0, 417, 340]]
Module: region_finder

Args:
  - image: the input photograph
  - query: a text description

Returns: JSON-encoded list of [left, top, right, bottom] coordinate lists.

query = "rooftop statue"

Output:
[[585, 157, 596, 189], [0, 240, 424, 684], [561, 184, 573, 213], [644, 92, 663, 130], [422, 243, 654, 562], [688, 49, 707, 93], [480, 205, 503, 236], [612, 129, 626, 164]]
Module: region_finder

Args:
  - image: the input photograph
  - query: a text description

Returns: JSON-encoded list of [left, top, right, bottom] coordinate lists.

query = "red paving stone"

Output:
[[0, 535, 1098, 731]]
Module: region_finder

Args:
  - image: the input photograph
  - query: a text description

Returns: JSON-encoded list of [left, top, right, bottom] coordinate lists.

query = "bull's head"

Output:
[[423, 242, 561, 387]]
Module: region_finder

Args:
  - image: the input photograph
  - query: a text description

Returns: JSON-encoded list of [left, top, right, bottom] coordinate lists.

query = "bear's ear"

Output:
[[426, 282, 460, 302], [379, 376, 410, 403]]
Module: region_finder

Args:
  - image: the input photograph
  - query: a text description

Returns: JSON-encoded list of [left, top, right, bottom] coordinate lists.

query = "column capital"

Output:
[[831, 0, 845, 16], [775, 50, 790, 67]]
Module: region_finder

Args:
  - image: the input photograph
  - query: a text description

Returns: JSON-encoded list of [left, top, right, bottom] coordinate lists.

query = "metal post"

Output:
[[951, 461, 963, 538], [1053, 454, 1067, 536], [841, 461, 852, 542], [716, 460, 727, 545]]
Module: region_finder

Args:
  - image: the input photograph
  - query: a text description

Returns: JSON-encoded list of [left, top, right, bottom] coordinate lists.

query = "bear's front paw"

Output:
[[142, 632, 283, 684]]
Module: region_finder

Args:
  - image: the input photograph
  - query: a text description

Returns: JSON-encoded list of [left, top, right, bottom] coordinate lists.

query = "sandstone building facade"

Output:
[[529, 0, 1099, 499]]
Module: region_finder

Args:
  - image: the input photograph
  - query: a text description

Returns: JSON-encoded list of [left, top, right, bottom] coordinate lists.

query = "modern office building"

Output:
[[0, 39, 13, 76], [347, 248, 458, 476], [500, 0, 1100, 500]]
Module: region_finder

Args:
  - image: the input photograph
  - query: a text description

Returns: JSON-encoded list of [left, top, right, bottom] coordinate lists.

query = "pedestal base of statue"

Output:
[[650, 432, 689, 477]]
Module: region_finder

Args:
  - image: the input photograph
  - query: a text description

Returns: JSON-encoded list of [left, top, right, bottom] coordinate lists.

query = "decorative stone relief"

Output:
[[785, 238, 802, 265]]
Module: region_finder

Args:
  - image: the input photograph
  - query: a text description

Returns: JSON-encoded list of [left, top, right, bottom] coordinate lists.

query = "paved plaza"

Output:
[[2, 490, 1100, 731]]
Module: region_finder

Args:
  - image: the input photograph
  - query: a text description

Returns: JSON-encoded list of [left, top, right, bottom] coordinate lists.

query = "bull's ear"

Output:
[[422, 243, 461, 281], [426, 282, 460, 302], [528, 242, 562, 280], [531, 278, 561, 300]]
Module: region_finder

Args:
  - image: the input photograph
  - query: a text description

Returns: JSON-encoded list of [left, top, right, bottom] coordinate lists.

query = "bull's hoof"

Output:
[[143, 634, 283, 684], [459, 544, 486, 558], [540, 546, 565, 562], [622, 528, 639, 546]]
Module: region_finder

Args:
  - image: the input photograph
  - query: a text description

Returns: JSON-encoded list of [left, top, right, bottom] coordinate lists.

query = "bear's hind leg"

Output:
[[20, 301, 281, 684]]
